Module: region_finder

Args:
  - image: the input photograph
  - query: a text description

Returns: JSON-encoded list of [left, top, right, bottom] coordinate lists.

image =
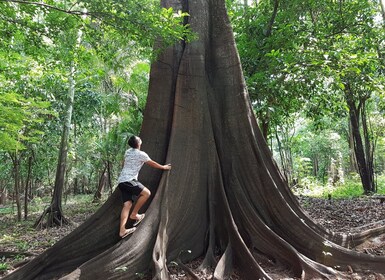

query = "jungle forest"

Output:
[[2, 0, 385, 279]]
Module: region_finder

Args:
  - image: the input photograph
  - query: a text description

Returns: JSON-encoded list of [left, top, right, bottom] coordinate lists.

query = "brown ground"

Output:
[[1, 196, 385, 279]]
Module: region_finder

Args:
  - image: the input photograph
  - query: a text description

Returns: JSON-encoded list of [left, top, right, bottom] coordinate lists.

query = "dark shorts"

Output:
[[118, 180, 145, 203]]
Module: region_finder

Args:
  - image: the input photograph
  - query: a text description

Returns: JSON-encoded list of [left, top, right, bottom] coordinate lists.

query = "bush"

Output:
[[294, 176, 376, 198], [326, 180, 363, 199], [375, 174, 385, 194], [0, 262, 8, 272]]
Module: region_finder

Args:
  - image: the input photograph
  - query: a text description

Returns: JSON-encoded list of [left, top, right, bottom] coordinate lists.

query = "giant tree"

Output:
[[4, 0, 385, 279]]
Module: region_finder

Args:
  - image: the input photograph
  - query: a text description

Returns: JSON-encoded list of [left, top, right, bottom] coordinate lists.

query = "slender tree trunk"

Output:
[[35, 61, 76, 228], [93, 163, 107, 202], [255, 0, 279, 142], [348, 120, 358, 172], [0, 187, 7, 205], [265, 0, 279, 37], [35, 28, 83, 227], [344, 84, 374, 194], [10, 152, 22, 221], [107, 160, 113, 195], [73, 123, 79, 194], [313, 156, 318, 177], [259, 117, 269, 141], [361, 103, 375, 191], [24, 156, 33, 220], [275, 130, 289, 183]]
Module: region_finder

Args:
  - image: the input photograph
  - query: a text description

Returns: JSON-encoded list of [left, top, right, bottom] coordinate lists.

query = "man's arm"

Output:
[[146, 160, 171, 170]]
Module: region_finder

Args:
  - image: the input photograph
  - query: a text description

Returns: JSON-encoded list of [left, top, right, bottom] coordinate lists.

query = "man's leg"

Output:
[[119, 200, 133, 237], [130, 187, 151, 220]]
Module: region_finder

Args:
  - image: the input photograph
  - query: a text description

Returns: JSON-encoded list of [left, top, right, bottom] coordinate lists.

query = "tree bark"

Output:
[[344, 83, 375, 194], [10, 152, 22, 221], [24, 155, 33, 220], [5, 0, 385, 279], [73, 123, 80, 195], [107, 160, 113, 195], [265, 0, 279, 37], [0, 187, 7, 205], [93, 163, 107, 202], [275, 129, 291, 184], [361, 103, 375, 191], [348, 121, 358, 173]]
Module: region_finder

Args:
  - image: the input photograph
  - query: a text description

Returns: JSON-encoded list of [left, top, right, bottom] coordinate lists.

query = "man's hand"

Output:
[[163, 164, 172, 170], [146, 160, 171, 170]]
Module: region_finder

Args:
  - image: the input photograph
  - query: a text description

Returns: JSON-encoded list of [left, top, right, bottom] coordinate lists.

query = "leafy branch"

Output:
[[0, 0, 91, 16]]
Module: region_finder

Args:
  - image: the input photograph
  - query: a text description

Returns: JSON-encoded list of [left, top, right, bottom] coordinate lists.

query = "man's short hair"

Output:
[[128, 135, 141, 148]]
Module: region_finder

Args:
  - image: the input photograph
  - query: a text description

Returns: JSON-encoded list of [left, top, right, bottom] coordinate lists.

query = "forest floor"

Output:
[[1, 195, 385, 279]]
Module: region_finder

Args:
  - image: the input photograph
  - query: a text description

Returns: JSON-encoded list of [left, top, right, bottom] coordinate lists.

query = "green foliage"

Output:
[[0, 261, 8, 272], [229, 0, 385, 195], [296, 174, 385, 199], [0, 0, 164, 202], [375, 175, 385, 194], [295, 177, 366, 198], [325, 179, 364, 199], [292, 176, 324, 197], [0, 207, 13, 215], [0, 92, 52, 152], [14, 240, 30, 251], [229, 0, 384, 133]]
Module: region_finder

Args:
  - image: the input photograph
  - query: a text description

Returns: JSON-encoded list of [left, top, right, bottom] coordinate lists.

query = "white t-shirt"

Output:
[[117, 148, 151, 183]]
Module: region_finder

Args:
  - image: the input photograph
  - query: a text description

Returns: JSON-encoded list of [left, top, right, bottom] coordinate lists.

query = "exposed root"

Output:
[[173, 253, 200, 280], [213, 244, 233, 280], [34, 204, 71, 229], [152, 173, 171, 280]]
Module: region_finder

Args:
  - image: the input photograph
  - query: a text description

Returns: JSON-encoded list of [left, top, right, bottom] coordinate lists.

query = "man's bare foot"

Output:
[[130, 213, 145, 226], [120, 227, 136, 238]]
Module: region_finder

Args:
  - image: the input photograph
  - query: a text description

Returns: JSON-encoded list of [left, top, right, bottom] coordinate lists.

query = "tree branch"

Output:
[[0, 0, 87, 16], [264, 0, 279, 37]]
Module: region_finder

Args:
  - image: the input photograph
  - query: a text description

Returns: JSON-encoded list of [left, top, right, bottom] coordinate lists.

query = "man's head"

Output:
[[128, 135, 142, 149]]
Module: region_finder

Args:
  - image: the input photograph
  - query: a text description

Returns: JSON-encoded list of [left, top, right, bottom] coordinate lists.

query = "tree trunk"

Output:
[[265, 0, 279, 37], [24, 155, 33, 220], [313, 156, 318, 177], [5, 0, 385, 279], [259, 116, 269, 141], [93, 163, 107, 202], [344, 83, 374, 194], [361, 103, 375, 191], [10, 152, 22, 221], [348, 120, 358, 173], [0, 187, 7, 205], [275, 129, 291, 184], [107, 160, 113, 195], [73, 123, 80, 195], [34, 61, 76, 228]]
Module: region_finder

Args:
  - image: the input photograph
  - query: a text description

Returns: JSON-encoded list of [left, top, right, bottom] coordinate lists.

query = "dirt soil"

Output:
[[1, 196, 385, 279]]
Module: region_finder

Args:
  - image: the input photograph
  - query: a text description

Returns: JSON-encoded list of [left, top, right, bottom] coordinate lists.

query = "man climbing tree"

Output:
[[117, 135, 171, 238], [4, 0, 385, 279]]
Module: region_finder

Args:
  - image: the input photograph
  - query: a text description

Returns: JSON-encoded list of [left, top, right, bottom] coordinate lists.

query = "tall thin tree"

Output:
[[35, 30, 82, 228]]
